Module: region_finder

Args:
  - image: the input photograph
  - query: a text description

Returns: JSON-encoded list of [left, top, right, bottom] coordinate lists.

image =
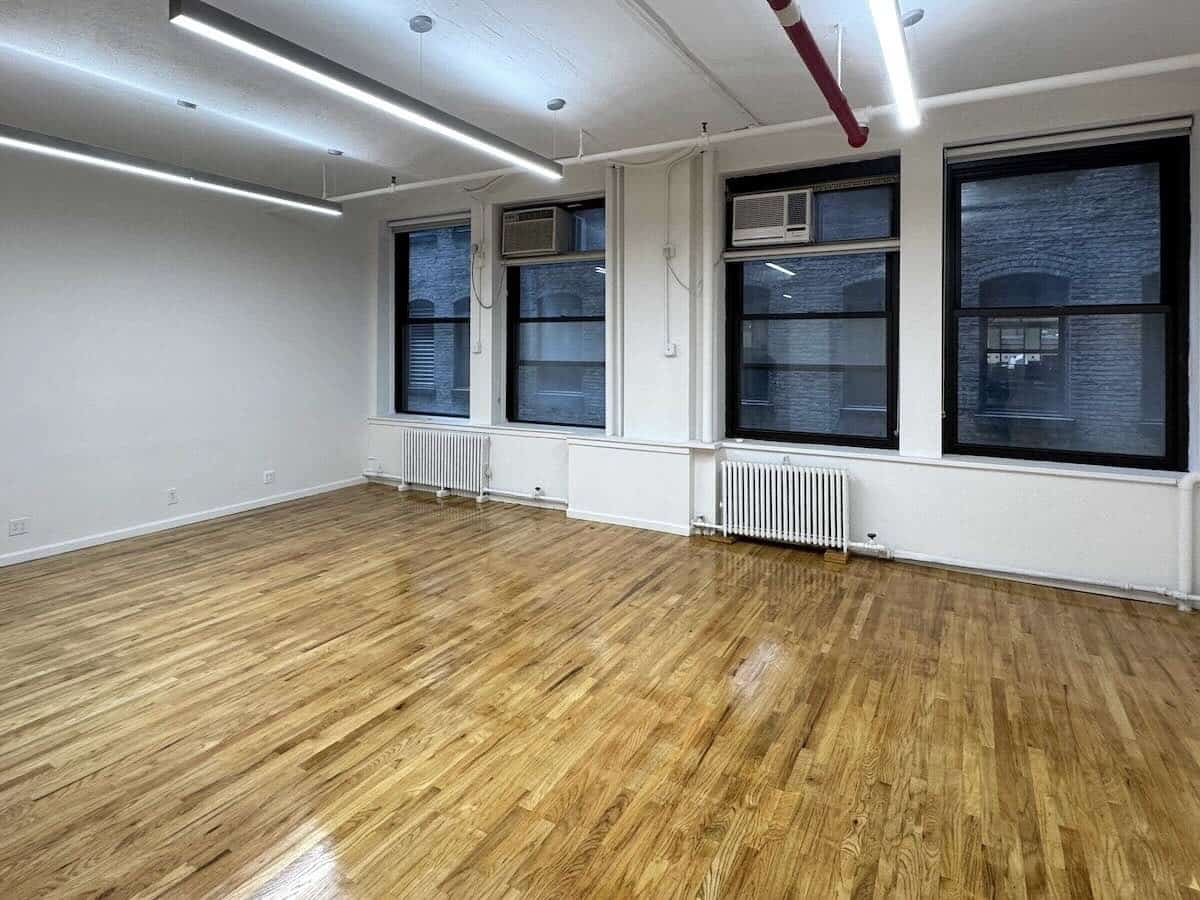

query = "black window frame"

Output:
[[724, 156, 901, 449], [394, 224, 473, 418], [505, 263, 606, 429], [943, 137, 1190, 471], [725, 252, 900, 449]]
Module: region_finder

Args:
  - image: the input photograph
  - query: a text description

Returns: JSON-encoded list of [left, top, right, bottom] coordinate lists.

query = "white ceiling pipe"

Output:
[[332, 52, 1200, 203]]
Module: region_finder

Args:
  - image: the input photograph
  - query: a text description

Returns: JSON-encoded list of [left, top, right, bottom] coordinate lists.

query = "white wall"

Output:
[[359, 67, 1200, 599], [0, 152, 370, 565], [359, 68, 1199, 601]]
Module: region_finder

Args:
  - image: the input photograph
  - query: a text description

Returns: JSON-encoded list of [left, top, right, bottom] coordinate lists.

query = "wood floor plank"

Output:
[[1, 483, 1198, 898]]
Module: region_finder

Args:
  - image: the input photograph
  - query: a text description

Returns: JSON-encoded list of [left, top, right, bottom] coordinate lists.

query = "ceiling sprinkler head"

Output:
[[409, 15, 434, 34], [901, 7, 925, 27], [176, 99, 198, 110], [546, 98, 566, 112], [327, 148, 344, 156]]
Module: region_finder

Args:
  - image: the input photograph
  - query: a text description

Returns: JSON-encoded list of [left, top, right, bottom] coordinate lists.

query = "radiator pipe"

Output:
[[765, 0, 869, 148]]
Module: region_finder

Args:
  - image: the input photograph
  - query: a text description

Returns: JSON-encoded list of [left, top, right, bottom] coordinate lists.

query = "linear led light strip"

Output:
[[0, 123, 342, 216], [868, 0, 921, 130], [169, 0, 564, 182]]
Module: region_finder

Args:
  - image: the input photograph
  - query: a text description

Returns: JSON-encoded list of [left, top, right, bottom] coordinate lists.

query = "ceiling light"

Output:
[[765, 262, 795, 276], [869, 0, 922, 129], [783, 293, 793, 299], [408, 15, 434, 34], [169, 0, 563, 181], [0, 122, 342, 217]]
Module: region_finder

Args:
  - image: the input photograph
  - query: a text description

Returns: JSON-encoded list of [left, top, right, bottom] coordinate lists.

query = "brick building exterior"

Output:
[[955, 162, 1164, 457]]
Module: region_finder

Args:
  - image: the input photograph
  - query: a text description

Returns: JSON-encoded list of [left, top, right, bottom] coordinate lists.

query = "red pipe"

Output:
[[766, 0, 869, 148]]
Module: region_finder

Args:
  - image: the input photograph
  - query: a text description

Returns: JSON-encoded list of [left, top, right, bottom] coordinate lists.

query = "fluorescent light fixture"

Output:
[[0, 122, 342, 217], [765, 262, 796, 276], [868, 0, 921, 129], [169, 0, 563, 181], [783, 293, 793, 299], [595, 266, 607, 275]]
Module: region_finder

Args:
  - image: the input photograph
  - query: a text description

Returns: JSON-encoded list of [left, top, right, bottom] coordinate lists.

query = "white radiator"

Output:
[[396, 428, 490, 500], [721, 460, 849, 551]]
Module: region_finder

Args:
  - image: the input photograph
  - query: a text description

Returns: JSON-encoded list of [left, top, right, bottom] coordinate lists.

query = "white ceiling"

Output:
[[0, 0, 1196, 199]]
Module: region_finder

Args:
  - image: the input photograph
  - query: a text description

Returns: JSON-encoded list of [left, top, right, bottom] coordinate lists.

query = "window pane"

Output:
[[814, 186, 894, 242], [518, 261, 606, 317], [517, 321, 605, 363], [955, 313, 1166, 457], [571, 207, 606, 252], [737, 318, 888, 438], [408, 224, 471, 318], [514, 363, 605, 427], [959, 163, 1160, 308], [404, 322, 470, 416], [742, 253, 888, 315]]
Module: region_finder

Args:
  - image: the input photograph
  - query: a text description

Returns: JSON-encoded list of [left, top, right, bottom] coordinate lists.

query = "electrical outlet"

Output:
[[664, 342, 678, 357], [8, 517, 30, 537], [166, 488, 179, 506], [263, 469, 276, 485]]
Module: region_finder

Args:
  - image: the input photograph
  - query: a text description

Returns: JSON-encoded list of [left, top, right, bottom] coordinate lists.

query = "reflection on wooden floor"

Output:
[[1, 484, 1198, 898]]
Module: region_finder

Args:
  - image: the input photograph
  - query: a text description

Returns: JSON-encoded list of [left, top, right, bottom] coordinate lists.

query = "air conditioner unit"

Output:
[[502, 206, 573, 257], [731, 189, 812, 247]]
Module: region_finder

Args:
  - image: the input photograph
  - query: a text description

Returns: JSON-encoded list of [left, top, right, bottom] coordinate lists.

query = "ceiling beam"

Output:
[[613, 0, 766, 127]]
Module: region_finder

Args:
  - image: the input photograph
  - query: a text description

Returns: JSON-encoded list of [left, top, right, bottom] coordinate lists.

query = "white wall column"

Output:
[[605, 165, 626, 436], [897, 134, 946, 458]]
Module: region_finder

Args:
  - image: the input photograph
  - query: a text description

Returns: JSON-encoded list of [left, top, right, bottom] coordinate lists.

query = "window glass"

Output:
[[814, 185, 893, 242], [518, 263, 606, 317], [408, 224, 472, 318], [737, 318, 888, 439], [742, 254, 887, 316], [955, 314, 1166, 457], [571, 206, 606, 252], [730, 246, 895, 446], [947, 140, 1185, 468], [509, 259, 605, 428], [960, 163, 1160, 308], [404, 322, 470, 417], [397, 224, 471, 417]]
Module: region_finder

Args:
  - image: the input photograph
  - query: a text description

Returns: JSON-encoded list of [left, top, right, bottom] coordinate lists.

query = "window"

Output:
[[507, 261, 606, 427], [395, 222, 472, 417], [945, 138, 1189, 469], [725, 158, 899, 448]]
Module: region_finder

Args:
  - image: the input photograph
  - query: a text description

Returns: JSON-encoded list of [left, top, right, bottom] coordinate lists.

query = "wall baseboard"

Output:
[[566, 508, 692, 536], [0, 476, 366, 568]]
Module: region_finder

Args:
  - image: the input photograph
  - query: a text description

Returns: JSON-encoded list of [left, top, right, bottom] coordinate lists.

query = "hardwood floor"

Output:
[[1, 484, 1198, 899]]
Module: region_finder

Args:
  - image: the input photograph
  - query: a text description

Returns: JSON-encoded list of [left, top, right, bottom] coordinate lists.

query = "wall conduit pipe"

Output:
[[1176, 473, 1200, 610], [764, 0, 869, 148]]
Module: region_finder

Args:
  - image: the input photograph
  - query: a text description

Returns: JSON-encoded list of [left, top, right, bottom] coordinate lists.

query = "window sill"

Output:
[[718, 438, 1180, 485], [368, 416, 603, 441], [379, 411, 469, 424], [368, 419, 1182, 486]]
